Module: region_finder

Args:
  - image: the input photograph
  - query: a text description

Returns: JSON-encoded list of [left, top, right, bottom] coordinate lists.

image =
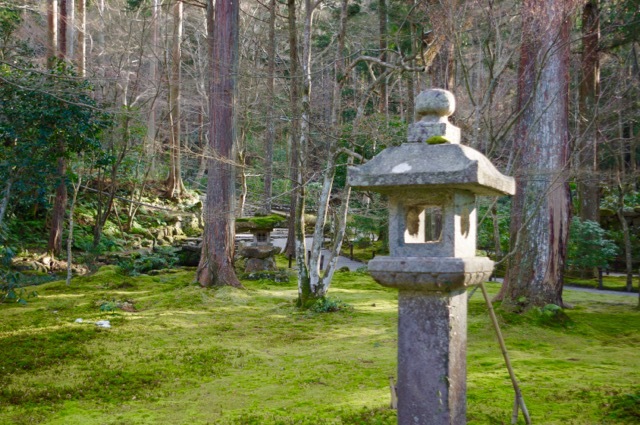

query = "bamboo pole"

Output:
[[479, 282, 531, 424]]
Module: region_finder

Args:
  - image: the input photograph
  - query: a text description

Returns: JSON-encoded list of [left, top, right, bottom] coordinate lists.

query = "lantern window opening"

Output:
[[404, 204, 443, 244]]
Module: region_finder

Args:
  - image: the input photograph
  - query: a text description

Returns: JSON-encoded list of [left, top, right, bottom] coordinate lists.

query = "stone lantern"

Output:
[[348, 89, 515, 425], [237, 222, 280, 273]]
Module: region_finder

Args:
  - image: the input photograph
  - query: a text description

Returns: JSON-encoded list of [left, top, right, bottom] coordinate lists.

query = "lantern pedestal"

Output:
[[397, 291, 467, 424]]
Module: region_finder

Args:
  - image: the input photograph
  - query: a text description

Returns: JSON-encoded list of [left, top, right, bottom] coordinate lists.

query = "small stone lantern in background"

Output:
[[237, 222, 280, 273], [348, 89, 515, 424]]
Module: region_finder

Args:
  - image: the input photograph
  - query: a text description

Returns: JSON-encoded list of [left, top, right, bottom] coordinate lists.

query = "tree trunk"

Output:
[[301, 0, 350, 306], [146, 0, 160, 172], [500, 0, 576, 310], [47, 0, 58, 61], [616, 184, 634, 292], [406, 19, 417, 123], [195, 105, 207, 182], [66, 176, 81, 286], [0, 178, 12, 231], [197, 0, 242, 288], [491, 202, 503, 260], [262, 0, 277, 214], [294, 0, 316, 305], [165, 0, 186, 199], [284, 0, 301, 258], [236, 149, 247, 217], [76, 0, 86, 77], [378, 0, 387, 114], [65, 0, 75, 59], [58, 0, 68, 59], [48, 150, 68, 257], [577, 0, 600, 223]]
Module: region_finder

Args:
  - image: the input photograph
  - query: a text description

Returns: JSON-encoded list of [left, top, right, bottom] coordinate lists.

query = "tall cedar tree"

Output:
[[197, 0, 242, 287], [499, 0, 577, 309]]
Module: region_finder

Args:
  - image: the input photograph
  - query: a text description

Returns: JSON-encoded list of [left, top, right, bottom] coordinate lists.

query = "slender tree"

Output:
[[48, 0, 72, 256], [165, 0, 186, 198], [283, 0, 300, 258], [378, 0, 387, 113], [197, 0, 242, 288], [47, 0, 58, 61], [261, 0, 277, 214], [577, 0, 600, 223], [298, 0, 351, 306], [76, 0, 86, 77]]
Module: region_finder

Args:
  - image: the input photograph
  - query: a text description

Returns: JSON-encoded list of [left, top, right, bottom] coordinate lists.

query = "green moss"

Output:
[[343, 239, 387, 263], [425, 135, 449, 144], [0, 272, 639, 424], [566, 275, 638, 293], [236, 214, 286, 230]]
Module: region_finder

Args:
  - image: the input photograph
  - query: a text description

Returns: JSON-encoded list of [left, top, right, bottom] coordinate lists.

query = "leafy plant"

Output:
[[310, 297, 352, 313], [606, 390, 640, 422], [567, 218, 618, 272], [0, 246, 35, 304], [117, 247, 178, 276]]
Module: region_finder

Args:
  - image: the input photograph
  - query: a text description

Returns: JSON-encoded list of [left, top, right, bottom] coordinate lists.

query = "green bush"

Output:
[[567, 218, 618, 272], [310, 297, 352, 313], [117, 247, 178, 276], [0, 246, 36, 304]]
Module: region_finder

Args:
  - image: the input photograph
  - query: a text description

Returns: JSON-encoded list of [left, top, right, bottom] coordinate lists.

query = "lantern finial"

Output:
[[408, 88, 460, 144]]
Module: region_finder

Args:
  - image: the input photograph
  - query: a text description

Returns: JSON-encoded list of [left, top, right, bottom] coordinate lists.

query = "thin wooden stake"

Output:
[[389, 376, 397, 409], [479, 282, 532, 425]]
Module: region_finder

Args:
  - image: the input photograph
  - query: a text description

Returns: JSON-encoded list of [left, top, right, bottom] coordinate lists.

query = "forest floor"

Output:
[[0, 260, 639, 425]]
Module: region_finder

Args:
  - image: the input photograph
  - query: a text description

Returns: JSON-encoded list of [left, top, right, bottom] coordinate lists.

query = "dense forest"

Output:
[[0, 0, 638, 308]]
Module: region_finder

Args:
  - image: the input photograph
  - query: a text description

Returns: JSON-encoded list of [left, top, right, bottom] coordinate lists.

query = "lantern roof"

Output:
[[347, 89, 515, 197], [348, 143, 515, 196]]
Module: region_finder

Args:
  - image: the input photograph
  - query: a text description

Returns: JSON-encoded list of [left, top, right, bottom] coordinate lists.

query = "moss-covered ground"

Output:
[[565, 274, 639, 293], [1, 265, 638, 424]]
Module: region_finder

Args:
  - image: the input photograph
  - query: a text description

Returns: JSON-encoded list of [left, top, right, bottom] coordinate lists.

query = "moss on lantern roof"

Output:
[[236, 214, 286, 231]]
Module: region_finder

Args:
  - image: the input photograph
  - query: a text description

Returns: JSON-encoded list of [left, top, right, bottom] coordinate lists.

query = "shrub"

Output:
[[310, 297, 352, 313], [567, 218, 618, 272], [0, 246, 36, 304], [117, 247, 178, 276]]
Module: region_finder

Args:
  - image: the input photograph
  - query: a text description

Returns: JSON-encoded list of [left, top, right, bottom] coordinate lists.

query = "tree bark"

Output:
[[165, 0, 186, 199], [58, 0, 68, 59], [197, 0, 242, 288], [577, 0, 600, 223], [145, 0, 160, 171], [293, 0, 317, 305], [47, 0, 58, 61], [0, 178, 12, 231], [66, 176, 81, 286], [500, 0, 576, 310], [65, 0, 75, 59], [491, 202, 503, 260], [300, 0, 350, 306], [262, 0, 277, 214], [284, 0, 301, 258], [76, 0, 86, 76], [615, 182, 634, 292], [378, 0, 387, 114], [48, 150, 68, 257]]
